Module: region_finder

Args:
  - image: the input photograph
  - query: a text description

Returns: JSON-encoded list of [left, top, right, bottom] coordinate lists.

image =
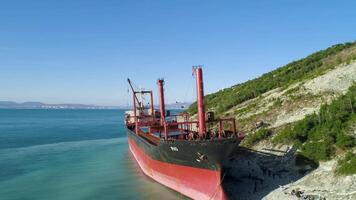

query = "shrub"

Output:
[[336, 152, 356, 175], [295, 153, 319, 168], [273, 83, 356, 167], [273, 98, 283, 107], [336, 132, 355, 149], [300, 140, 335, 161], [272, 125, 294, 144], [242, 128, 272, 147]]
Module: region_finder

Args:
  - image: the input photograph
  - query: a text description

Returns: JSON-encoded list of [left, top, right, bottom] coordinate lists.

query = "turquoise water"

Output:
[[0, 109, 181, 200]]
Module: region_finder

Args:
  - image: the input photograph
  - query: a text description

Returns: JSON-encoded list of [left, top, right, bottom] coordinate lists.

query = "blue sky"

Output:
[[0, 0, 355, 106]]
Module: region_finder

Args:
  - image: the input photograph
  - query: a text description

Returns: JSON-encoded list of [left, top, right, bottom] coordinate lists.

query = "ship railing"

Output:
[[165, 117, 237, 139], [125, 114, 159, 124], [126, 113, 239, 141]]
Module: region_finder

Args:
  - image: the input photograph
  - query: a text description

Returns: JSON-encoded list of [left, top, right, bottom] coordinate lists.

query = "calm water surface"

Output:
[[0, 109, 182, 200]]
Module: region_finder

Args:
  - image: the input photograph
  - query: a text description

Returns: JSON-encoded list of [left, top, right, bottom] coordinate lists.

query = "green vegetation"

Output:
[[188, 41, 356, 115], [295, 154, 319, 168], [233, 102, 258, 116], [284, 85, 301, 96], [241, 128, 272, 147], [273, 83, 356, 172], [336, 152, 356, 175], [272, 98, 283, 108]]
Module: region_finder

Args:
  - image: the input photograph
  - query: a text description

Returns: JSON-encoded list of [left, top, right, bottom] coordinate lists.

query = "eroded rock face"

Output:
[[224, 147, 356, 200], [304, 62, 356, 95], [223, 148, 316, 200], [264, 160, 356, 200]]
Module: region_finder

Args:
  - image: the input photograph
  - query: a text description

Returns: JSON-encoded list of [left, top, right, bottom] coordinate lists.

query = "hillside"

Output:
[[188, 41, 356, 116], [188, 41, 356, 134], [188, 41, 356, 199]]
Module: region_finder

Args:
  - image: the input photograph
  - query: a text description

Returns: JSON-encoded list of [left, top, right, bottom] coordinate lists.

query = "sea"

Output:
[[0, 109, 182, 200]]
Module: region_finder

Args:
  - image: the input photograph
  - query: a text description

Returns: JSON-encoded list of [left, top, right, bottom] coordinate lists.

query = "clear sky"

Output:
[[1, 0, 355, 106]]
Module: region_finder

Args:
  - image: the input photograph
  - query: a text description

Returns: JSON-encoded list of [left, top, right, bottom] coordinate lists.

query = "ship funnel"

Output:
[[157, 79, 166, 126], [193, 66, 206, 137]]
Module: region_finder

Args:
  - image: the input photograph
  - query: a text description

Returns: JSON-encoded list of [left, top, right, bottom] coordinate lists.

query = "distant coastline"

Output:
[[0, 101, 191, 110], [0, 101, 121, 110]]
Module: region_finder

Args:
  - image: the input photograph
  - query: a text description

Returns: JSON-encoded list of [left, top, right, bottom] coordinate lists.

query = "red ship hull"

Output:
[[125, 67, 241, 199], [128, 138, 228, 200]]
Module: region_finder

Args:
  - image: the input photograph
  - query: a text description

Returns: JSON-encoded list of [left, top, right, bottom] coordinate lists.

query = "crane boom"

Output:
[[127, 78, 142, 109]]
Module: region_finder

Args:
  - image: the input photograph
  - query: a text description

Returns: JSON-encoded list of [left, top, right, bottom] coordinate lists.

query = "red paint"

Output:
[[157, 79, 165, 125], [193, 66, 206, 137], [128, 138, 228, 200], [157, 79, 167, 139]]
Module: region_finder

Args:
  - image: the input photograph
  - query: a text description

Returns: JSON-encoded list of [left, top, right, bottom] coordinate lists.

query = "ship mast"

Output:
[[193, 66, 206, 138], [157, 79, 165, 126], [157, 79, 168, 140]]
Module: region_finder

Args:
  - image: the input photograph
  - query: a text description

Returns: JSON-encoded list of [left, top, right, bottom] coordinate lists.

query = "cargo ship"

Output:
[[125, 66, 244, 200]]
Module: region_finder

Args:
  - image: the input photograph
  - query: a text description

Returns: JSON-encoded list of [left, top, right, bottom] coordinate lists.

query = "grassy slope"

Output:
[[188, 41, 356, 115], [272, 83, 355, 167]]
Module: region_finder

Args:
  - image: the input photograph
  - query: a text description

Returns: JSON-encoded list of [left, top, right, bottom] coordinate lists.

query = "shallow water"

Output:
[[0, 109, 181, 200]]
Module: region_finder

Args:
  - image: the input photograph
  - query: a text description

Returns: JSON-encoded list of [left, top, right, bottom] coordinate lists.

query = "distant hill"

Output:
[[0, 101, 120, 109], [165, 102, 191, 110], [0, 101, 191, 110]]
